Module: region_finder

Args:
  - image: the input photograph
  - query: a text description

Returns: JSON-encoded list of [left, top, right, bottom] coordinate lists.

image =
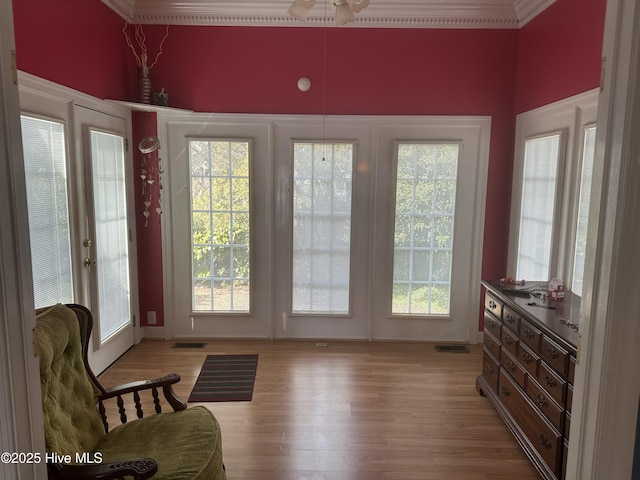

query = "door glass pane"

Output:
[[190, 140, 250, 312], [392, 143, 459, 315], [572, 126, 596, 296], [516, 133, 561, 280], [21, 115, 74, 308], [90, 130, 131, 342], [292, 142, 353, 314]]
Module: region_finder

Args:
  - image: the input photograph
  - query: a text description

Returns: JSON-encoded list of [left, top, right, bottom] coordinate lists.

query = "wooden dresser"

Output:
[[476, 281, 579, 480]]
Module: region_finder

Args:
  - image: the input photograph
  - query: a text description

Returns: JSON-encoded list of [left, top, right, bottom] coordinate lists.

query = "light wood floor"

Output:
[[98, 340, 541, 480]]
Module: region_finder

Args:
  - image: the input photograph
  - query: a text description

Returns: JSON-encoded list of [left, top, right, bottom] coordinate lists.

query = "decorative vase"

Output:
[[138, 66, 151, 104]]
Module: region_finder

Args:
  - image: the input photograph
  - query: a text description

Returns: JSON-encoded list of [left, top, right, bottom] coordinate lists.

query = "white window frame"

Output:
[[508, 89, 598, 290]]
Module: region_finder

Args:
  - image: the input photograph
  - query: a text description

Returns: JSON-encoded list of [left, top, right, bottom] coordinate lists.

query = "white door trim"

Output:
[[0, 2, 46, 477], [567, 0, 640, 478]]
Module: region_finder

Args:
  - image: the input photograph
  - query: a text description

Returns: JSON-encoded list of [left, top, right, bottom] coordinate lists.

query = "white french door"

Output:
[[167, 120, 271, 338], [20, 85, 136, 374], [76, 105, 135, 372], [165, 114, 489, 342], [272, 121, 373, 339], [370, 121, 490, 341]]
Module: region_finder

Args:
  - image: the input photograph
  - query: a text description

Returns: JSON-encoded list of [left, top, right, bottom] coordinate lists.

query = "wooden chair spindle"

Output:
[[117, 394, 127, 424], [134, 391, 144, 418]]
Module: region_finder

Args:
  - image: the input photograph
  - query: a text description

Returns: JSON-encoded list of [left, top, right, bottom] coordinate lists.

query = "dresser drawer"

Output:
[[568, 355, 576, 385], [565, 411, 571, 438], [526, 376, 564, 432], [484, 311, 502, 340], [541, 336, 569, 376], [520, 318, 542, 351], [485, 291, 502, 320], [502, 348, 527, 389], [482, 349, 500, 393], [501, 327, 519, 358], [567, 384, 573, 413], [538, 361, 566, 406], [499, 370, 562, 477], [517, 342, 539, 377], [503, 305, 520, 334], [484, 329, 501, 359]]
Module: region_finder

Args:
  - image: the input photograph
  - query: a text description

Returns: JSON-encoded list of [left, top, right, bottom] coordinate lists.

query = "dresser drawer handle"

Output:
[[547, 347, 560, 359], [545, 375, 557, 388], [506, 314, 515, 324], [504, 336, 514, 346], [485, 364, 494, 375], [507, 361, 517, 373], [487, 319, 496, 329], [539, 434, 553, 450], [489, 300, 497, 310], [522, 353, 533, 364], [535, 394, 548, 408], [488, 339, 495, 348], [500, 386, 511, 397], [524, 328, 535, 339]]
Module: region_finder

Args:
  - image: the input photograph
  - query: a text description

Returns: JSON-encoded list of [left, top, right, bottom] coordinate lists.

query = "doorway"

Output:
[[20, 89, 137, 373]]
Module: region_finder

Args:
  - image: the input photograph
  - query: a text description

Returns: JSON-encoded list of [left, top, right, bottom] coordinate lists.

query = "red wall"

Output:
[[12, 0, 135, 101], [11, 0, 605, 332], [514, 0, 606, 114], [132, 112, 165, 327]]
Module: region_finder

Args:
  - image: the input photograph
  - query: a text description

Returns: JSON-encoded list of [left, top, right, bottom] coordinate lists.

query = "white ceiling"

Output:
[[102, 0, 556, 29]]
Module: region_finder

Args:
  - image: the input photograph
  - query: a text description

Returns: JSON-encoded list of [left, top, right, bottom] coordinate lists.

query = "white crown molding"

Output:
[[103, 0, 525, 29], [101, 0, 136, 21], [514, 0, 556, 26]]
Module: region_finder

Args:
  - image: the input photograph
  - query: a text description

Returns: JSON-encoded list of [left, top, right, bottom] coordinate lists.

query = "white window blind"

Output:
[[90, 130, 131, 342], [292, 142, 353, 314], [572, 126, 596, 297], [392, 142, 459, 315], [516, 133, 561, 281], [21, 115, 74, 308]]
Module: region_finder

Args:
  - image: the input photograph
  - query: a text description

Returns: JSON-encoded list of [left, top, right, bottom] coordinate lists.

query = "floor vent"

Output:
[[435, 344, 470, 353], [172, 342, 207, 349]]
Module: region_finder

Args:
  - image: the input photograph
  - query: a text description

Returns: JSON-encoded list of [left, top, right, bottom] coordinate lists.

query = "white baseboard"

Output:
[[476, 331, 484, 345]]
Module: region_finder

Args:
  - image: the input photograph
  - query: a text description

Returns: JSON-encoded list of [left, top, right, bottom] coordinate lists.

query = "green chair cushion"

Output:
[[34, 304, 106, 455], [95, 406, 226, 480]]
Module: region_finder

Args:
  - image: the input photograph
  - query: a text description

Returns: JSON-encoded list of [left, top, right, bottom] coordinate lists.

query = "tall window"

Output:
[[392, 142, 459, 315], [572, 126, 597, 296], [516, 133, 562, 281], [190, 140, 251, 312], [89, 129, 131, 342], [21, 115, 74, 308], [509, 90, 598, 293], [292, 142, 353, 314]]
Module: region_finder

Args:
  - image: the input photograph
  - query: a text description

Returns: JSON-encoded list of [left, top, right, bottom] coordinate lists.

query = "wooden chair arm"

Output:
[[97, 373, 187, 431], [49, 457, 157, 480], [99, 372, 187, 411]]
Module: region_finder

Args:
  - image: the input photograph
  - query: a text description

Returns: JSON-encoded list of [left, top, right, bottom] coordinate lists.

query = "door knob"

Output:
[[84, 257, 96, 268]]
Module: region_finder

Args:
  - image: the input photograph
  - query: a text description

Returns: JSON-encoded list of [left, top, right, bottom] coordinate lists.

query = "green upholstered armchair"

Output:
[[34, 303, 227, 480]]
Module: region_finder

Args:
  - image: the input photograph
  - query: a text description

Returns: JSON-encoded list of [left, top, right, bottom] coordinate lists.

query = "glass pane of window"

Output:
[[90, 130, 131, 342], [392, 143, 459, 315], [190, 140, 250, 312], [572, 127, 596, 296], [21, 115, 74, 308], [516, 133, 561, 281], [292, 142, 353, 314]]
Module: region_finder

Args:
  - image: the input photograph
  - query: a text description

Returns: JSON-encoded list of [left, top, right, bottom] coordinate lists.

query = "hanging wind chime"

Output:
[[139, 136, 163, 226]]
